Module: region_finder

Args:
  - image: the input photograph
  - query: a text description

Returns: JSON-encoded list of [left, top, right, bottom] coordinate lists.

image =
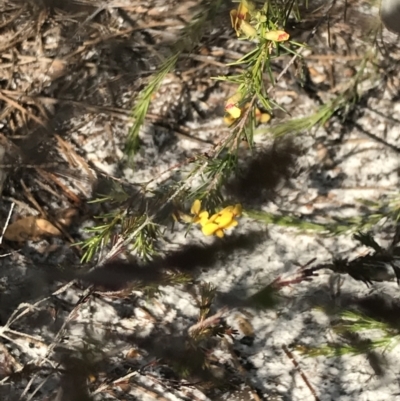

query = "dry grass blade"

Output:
[[1, 90, 132, 120], [0, 202, 14, 246], [0, 91, 47, 127], [0, 25, 35, 54], [35, 168, 82, 204], [55, 134, 95, 180]]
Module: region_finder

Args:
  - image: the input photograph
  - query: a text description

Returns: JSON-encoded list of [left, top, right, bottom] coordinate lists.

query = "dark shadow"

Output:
[[225, 137, 303, 206]]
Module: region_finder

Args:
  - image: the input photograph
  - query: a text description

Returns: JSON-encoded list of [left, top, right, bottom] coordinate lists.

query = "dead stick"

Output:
[[282, 345, 321, 401]]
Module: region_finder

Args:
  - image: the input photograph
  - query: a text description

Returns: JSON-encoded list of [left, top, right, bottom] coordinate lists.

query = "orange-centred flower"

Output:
[[264, 30, 290, 42], [230, 0, 257, 38]]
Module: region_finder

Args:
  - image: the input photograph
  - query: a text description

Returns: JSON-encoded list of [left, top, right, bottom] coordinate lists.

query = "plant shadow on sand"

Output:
[[225, 136, 303, 206]]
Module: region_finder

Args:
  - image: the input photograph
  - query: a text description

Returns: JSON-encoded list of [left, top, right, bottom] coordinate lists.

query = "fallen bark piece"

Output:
[[4, 216, 62, 242]]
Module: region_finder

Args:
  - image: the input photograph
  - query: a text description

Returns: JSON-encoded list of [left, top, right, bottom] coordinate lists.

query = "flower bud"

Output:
[[225, 93, 242, 119], [265, 30, 290, 42]]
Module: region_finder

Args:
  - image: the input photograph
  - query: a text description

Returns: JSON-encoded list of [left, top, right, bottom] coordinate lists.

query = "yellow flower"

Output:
[[190, 199, 210, 225], [238, 20, 257, 39], [230, 0, 257, 38], [230, 1, 249, 34], [223, 114, 237, 126], [187, 200, 242, 238], [255, 107, 271, 124], [224, 102, 270, 126], [177, 199, 207, 224], [225, 93, 242, 119], [201, 204, 242, 238]]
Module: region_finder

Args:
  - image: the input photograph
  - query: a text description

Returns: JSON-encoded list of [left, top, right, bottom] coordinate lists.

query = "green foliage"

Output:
[[300, 310, 400, 357], [257, 51, 373, 137], [198, 282, 217, 321], [77, 211, 123, 263], [126, 0, 225, 157], [126, 53, 180, 156]]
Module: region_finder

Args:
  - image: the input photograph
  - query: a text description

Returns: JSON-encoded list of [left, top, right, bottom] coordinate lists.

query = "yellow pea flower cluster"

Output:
[[224, 1, 289, 125], [190, 200, 242, 238], [230, 0, 290, 42], [224, 98, 271, 125]]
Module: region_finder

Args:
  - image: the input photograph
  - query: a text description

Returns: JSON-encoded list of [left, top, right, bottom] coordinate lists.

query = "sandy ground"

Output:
[[0, 1, 400, 400]]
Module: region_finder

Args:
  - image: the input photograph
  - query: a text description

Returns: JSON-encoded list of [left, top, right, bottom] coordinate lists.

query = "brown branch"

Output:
[[282, 345, 321, 401]]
